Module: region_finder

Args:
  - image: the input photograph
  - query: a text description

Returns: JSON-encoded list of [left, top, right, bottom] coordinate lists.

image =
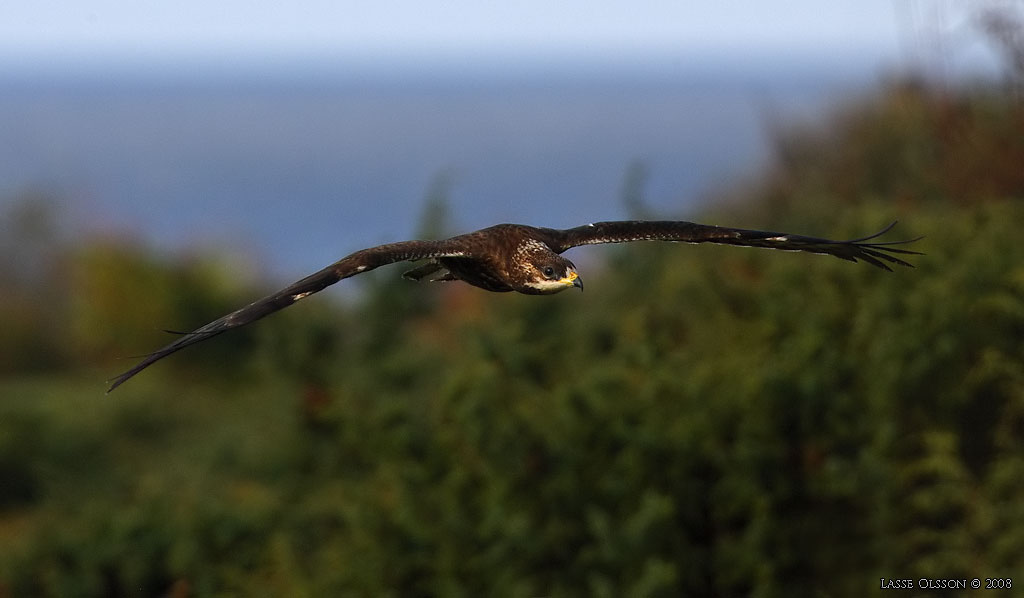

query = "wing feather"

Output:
[[547, 220, 922, 270], [107, 240, 467, 392]]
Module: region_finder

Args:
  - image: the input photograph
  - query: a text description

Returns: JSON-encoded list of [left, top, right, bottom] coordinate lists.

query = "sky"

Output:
[[0, 0, 992, 71], [0, 0, 1006, 280]]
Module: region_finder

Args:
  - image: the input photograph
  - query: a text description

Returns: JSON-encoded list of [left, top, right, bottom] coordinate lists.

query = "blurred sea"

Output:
[[0, 59, 877, 280]]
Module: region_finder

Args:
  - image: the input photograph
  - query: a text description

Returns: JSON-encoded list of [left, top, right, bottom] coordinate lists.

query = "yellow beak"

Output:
[[560, 271, 583, 291]]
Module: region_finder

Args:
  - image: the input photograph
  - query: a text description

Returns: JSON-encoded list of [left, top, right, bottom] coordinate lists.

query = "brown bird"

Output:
[[107, 219, 921, 391]]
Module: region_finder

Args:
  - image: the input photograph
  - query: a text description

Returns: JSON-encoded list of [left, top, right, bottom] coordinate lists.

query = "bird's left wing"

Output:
[[107, 240, 468, 392], [546, 220, 922, 270]]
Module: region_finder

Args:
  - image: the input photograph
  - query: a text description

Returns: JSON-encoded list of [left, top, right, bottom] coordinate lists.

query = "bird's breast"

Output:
[[438, 257, 514, 293]]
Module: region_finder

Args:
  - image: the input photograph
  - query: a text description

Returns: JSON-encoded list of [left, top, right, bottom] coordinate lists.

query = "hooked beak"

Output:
[[560, 270, 583, 291]]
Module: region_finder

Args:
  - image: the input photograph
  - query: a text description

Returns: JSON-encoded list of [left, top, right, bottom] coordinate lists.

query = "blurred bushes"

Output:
[[0, 195, 268, 383], [0, 196, 72, 372], [1, 73, 1023, 596], [739, 78, 1024, 225]]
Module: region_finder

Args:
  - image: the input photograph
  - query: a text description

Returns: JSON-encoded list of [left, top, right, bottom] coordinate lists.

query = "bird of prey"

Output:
[[107, 219, 920, 391]]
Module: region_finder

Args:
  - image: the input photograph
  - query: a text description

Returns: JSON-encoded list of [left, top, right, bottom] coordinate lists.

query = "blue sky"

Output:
[[0, 0, 1002, 279], [0, 0, 986, 69]]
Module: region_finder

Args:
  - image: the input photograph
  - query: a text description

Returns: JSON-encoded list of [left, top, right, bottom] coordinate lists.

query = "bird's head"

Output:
[[519, 253, 583, 295]]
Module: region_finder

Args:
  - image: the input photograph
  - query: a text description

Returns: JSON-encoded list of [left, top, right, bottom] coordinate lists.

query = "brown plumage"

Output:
[[107, 219, 921, 391]]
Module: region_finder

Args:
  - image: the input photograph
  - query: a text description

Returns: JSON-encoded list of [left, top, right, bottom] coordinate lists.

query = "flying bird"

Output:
[[107, 219, 921, 391]]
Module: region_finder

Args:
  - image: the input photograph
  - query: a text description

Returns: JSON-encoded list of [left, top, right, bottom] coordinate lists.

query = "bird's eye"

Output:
[[542, 266, 556, 279]]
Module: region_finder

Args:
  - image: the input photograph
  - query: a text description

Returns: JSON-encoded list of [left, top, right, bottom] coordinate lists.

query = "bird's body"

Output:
[[400, 223, 579, 294], [107, 219, 921, 391]]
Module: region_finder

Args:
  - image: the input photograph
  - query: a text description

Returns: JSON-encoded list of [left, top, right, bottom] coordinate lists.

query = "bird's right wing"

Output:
[[547, 220, 922, 270], [107, 239, 468, 392]]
